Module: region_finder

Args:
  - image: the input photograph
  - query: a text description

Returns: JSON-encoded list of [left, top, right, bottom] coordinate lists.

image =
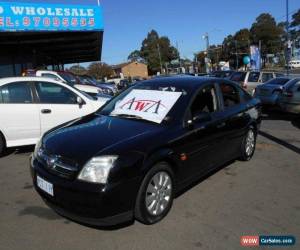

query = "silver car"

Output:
[[230, 71, 282, 95], [253, 77, 290, 105], [278, 78, 300, 114]]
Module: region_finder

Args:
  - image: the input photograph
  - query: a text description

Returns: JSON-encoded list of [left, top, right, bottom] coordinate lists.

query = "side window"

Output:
[[248, 72, 260, 82], [190, 85, 218, 117], [35, 82, 77, 104], [220, 83, 240, 108], [0, 82, 32, 104], [262, 73, 273, 82]]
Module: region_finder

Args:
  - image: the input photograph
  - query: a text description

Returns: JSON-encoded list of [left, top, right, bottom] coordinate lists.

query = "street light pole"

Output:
[[286, 0, 290, 76], [203, 33, 210, 73], [235, 40, 239, 70], [157, 43, 163, 74]]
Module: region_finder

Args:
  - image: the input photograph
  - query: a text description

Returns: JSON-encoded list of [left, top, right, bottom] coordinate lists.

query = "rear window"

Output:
[[265, 78, 290, 85]]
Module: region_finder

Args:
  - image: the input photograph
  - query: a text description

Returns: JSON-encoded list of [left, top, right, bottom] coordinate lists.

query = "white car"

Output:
[[35, 70, 103, 97], [0, 77, 108, 155], [288, 60, 300, 69]]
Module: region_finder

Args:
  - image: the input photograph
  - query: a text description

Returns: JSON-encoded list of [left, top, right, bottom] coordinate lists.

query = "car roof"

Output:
[[141, 76, 218, 90], [0, 76, 65, 86]]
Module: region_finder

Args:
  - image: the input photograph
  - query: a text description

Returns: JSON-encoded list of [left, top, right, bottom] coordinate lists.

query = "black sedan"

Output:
[[30, 76, 261, 226]]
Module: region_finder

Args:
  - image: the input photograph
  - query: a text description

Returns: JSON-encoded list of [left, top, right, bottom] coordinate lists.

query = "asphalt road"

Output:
[[0, 112, 299, 250]]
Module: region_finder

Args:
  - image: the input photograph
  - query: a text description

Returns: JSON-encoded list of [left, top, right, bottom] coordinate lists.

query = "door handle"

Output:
[[216, 122, 226, 129], [41, 109, 52, 114]]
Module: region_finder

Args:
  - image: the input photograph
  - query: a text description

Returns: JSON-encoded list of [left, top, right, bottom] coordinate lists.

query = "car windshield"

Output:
[[58, 72, 77, 85], [285, 78, 300, 91], [265, 78, 290, 85], [230, 72, 246, 82], [98, 82, 189, 124]]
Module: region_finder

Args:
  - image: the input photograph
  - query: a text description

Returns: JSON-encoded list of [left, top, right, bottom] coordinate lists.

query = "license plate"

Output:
[[37, 175, 54, 196]]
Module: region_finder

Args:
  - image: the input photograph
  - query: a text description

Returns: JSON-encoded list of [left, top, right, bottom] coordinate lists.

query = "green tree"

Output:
[[291, 9, 300, 28], [128, 50, 143, 62], [250, 13, 284, 64], [130, 30, 179, 74], [68, 65, 87, 75], [87, 62, 113, 80], [234, 28, 251, 54]]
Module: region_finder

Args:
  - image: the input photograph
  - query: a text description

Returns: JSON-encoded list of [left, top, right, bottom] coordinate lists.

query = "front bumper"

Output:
[[30, 156, 140, 226]]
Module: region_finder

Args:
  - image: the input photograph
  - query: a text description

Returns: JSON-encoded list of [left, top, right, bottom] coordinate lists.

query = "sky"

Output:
[[100, 0, 299, 65]]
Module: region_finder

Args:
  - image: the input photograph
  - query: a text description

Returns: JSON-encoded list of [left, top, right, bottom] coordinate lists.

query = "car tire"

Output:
[[0, 133, 5, 156], [134, 162, 174, 225], [240, 126, 257, 161]]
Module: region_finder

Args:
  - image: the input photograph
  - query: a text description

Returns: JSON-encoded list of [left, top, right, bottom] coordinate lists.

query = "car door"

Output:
[[34, 81, 93, 135], [176, 83, 227, 181], [217, 81, 250, 159], [246, 72, 260, 93], [0, 81, 40, 147]]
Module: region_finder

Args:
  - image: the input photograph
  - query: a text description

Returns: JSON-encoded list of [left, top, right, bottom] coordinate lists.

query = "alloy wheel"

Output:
[[145, 171, 172, 216], [245, 130, 255, 156]]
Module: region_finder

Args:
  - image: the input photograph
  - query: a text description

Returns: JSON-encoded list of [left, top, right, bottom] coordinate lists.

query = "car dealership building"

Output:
[[0, 0, 104, 77]]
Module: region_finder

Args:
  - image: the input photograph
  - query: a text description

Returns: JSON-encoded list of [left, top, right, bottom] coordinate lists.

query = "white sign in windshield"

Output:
[[111, 90, 182, 123]]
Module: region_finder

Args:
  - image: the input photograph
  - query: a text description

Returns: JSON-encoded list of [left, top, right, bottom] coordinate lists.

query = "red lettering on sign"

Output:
[[6, 17, 14, 27], [135, 101, 150, 111], [53, 17, 60, 27], [80, 18, 87, 27], [43, 17, 50, 27], [33, 17, 41, 26], [88, 18, 95, 26], [62, 18, 69, 27], [0, 17, 4, 26], [71, 18, 78, 27], [23, 17, 30, 26]]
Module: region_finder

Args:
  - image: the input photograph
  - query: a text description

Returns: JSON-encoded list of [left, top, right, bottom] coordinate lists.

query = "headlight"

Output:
[[78, 156, 118, 184], [33, 138, 42, 158]]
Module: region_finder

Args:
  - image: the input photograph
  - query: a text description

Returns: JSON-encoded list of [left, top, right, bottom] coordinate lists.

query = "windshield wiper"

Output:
[[110, 114, 144, 120]]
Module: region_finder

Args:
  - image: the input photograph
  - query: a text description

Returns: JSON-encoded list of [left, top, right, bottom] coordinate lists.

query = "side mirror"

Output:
[[77, 96, 84, 105]]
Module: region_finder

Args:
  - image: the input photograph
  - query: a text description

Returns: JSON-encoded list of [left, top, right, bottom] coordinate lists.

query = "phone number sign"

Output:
[[0, 1, 103, 31]]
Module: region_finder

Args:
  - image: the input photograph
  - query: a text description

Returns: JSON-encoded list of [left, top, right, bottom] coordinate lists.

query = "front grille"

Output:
[[37, 149, 79, 179]]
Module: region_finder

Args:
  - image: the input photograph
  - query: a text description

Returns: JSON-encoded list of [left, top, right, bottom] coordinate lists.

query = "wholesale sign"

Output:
[[0, 1, 103, 31]]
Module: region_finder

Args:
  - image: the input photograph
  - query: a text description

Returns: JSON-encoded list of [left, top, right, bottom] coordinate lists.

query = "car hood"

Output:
[[42, 114, 162, 166], [75, 84, 99, 93]]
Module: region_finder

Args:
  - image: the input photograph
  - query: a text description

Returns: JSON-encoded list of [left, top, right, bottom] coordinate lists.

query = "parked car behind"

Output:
[[35, 70, 103, 97], [31, 76, 261, 226], [0, 77, 108, 155], [278, 78, 300, 114], [210, 70, 235, 79], [253, 77, 291, 106], [287, 60, 300, 69], [229, 71, 282, 95], [77, 75, 117, 96]]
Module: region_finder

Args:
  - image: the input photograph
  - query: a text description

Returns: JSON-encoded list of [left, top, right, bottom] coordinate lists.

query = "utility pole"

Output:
[[203, 33, 210, 73], [286, 0, 290, 76], [176, 41, 181, 68], [235, 40, 239, 70], [157, 43, 163, 74]]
